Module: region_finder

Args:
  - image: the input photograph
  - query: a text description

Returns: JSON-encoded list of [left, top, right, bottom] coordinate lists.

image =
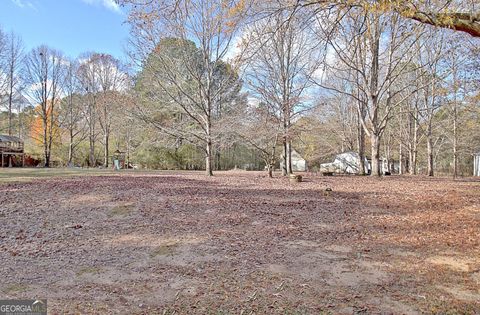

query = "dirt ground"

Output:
[[0, 170, 479, 314]]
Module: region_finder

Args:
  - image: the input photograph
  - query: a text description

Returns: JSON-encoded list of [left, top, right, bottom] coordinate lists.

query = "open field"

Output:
[[0, 170, 479, 314]]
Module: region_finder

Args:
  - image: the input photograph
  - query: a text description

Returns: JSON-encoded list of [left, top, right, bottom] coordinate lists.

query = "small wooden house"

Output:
[[0, 135, 24, 167]]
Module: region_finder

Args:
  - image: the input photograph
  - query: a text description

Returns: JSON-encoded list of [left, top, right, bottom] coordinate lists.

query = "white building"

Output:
[[474, 152, 480, 177], [280, 149, 307, 172]]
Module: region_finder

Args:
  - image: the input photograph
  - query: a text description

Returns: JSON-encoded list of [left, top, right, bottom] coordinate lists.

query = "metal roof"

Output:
[[0, 135, 23, 143]]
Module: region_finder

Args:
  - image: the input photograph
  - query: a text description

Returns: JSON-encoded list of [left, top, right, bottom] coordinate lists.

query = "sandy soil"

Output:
[[0, 171, 479, 314]]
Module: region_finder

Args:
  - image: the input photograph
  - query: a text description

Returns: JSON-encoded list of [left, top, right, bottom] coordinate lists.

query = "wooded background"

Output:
[[0, 0, 479, 176]]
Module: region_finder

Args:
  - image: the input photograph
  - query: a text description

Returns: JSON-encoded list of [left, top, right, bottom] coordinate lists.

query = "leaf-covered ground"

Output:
[[0, 171, 479, 314]]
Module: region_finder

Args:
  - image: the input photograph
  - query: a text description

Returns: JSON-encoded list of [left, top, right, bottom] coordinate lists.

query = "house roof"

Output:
[[0, 135, 23, 143]]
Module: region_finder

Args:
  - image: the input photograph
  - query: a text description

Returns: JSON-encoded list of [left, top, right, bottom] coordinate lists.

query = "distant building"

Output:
[[0, 134, 24, 167], [280, 149, 307, 172], [320, 151, 369, 175], [474, 152, 480, 177]]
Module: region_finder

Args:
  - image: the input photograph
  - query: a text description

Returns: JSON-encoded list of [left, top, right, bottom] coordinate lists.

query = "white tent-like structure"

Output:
[[474, 153, 480, 177], [320, 151, 370, 175]]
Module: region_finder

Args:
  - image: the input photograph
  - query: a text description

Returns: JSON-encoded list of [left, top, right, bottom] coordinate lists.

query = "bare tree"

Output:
[[0, 28, 7, 115], [407, 92, 421, 175], [294, 1, 480, 37], [93, 54, 128, 167], [24, 46, 65, 167], [60, 59, 87, 166], [77, 53, 102, 167], [237, 102, 281, 177], [315, 9, 425, 176], [416, 31, 450, 176], [394, 61, 423, 175], [243, 9, 322, 175], [123, 0, 246, 176], [3, 32, 24, 137], [445, 41, 469, 178]]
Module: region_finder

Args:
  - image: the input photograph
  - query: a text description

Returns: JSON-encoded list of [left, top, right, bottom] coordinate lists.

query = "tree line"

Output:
[[1, 0, 479, 176], [0, 33, 132, 168]]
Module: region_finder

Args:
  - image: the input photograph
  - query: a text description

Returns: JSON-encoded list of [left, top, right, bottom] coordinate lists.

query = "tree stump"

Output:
[[289, 174, 302, 183]]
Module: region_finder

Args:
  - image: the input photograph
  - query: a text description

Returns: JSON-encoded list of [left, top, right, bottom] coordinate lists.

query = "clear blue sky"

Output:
[[0, 0, 129, 60]]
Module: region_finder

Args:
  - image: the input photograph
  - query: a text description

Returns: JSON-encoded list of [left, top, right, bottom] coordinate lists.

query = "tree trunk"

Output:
[[18, 108, 22, 139], [267, 137, 277, 178], [410, 150, 417, 175], [215, 150, 221, 171], [44, 152, 50, 168], [89, 135, 95, 167], [68, 103, 74, 167], [282, 138, 287, 176], [357, 116, 366, 175], [103, 132, 109, 168], [204, 113, 214, 176], [453, 109, 458, 178], [286, 140, 293, 174], [205, 139, 213, 176], [371, 134, 381, 177], [452, 63, 458, 179], [410, 117, 418, 175], [43, 116, 50, 168], [8, 82, 13, 136], [126, 130, 130, 168], [427, 123, 434, 176], [68, 141, 74, 167], [384, 142, 391, 174], [398, 142, 403, 175]]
